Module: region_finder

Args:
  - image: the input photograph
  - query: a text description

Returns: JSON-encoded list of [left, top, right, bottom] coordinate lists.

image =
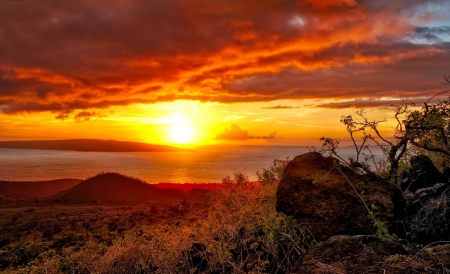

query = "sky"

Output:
[[1, 0, 449, 147]]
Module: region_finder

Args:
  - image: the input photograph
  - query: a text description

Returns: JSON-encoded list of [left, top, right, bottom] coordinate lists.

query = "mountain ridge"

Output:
[[0, 139, 192, 152]]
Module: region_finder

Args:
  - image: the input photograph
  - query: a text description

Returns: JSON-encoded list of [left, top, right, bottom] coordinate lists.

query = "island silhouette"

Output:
[[0, 139, 192, 152]]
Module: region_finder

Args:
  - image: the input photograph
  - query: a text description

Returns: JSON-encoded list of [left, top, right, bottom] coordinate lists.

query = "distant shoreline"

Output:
[[0, 139, 193, 152]]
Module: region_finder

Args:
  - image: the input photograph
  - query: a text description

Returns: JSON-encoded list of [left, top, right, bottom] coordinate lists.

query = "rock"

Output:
[[444, 166, 450, 180], [415, 183, 447, 200], [401, 157, 450, 245], [403, 190, 414, 201], [405, 183, 448, 214], [297, 235, 436, 274], [405, 188, 450, 245], [400, 154, 447, 193], [424, 244, 450, 268], [276, 152, 405, 241]]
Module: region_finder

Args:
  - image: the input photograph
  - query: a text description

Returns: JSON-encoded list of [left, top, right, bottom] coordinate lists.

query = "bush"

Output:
[[9, 167, 311, 274], [138, 172, 312, 273]]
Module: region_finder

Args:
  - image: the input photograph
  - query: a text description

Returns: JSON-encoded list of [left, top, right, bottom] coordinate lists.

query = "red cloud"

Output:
[[0, 0, 449, 115]]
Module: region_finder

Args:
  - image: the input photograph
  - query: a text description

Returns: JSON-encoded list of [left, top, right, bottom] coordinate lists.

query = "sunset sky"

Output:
[[1, 0, 449, 147]]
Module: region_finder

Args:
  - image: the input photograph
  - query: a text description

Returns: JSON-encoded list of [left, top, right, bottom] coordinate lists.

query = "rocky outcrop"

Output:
[[276, 152, 405, 241], [399, 155, 450, 245], [424, 244, 450, 269], [404, 183, 448, 213], [402, 155, 449, 213], [298, 235, 436, 274], [401, 154, 447, 193], [405, 187, 450, 245]]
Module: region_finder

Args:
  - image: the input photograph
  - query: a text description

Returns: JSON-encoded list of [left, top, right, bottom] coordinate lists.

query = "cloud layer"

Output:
[[1, 0, 449, 116], [215, 124, 276, 140]]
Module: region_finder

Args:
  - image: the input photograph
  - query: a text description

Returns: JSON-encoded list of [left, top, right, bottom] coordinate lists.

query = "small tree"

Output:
[[256, 161, 287, 185], [320, 105, 411, 184], [321, 76, 450, 185], [405, 90, 450, 170]]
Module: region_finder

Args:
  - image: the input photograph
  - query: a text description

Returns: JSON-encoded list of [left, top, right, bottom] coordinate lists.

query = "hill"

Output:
[[0, 139, 192, 152], [0, 179, 81, 199], [52, 172, 186, 203]]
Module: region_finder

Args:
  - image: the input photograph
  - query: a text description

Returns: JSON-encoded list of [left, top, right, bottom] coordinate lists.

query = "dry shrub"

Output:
[[143, 172, 312, 273], [94, 236, 151, 273], [12, 240, 105, 274], [5, 170, 311, 273]]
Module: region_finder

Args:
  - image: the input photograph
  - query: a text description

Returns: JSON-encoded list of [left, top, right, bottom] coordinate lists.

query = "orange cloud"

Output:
[[215, 124, 276, 140], [0, 0, 449, 116]]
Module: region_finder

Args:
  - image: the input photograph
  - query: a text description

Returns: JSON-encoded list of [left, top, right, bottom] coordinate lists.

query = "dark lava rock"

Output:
[[424, 244, 450, 269], [400, 154, 447, 193], [444, 166, 450, 180], [405, 187, 450, 245], [276, 152, 405, 241], [297, 235, 436, 274], [400, 156, 450, 245], [404, 183, 448, 215]]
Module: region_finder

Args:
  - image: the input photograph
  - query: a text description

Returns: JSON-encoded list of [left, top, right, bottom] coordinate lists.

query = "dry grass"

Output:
[[0, 171, 312, 273]]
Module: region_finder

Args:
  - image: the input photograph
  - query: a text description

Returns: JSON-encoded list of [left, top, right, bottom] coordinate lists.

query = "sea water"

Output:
[[0, 145, 364, 183]]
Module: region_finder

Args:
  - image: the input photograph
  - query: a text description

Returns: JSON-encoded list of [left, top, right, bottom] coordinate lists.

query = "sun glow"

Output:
[[169, 123, 195, 144]]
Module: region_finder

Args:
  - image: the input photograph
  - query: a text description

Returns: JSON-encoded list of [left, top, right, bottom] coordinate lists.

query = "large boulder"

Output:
[[297, 235, 435, 274], [276, 152, 405, 241], [400, 154, 447, 193]]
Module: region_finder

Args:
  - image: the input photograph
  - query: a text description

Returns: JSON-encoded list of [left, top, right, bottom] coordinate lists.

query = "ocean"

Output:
[[0, 145, 362, 183]]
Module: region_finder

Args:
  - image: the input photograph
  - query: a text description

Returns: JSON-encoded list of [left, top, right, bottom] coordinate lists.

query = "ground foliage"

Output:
[[0, 164, 313, 274]]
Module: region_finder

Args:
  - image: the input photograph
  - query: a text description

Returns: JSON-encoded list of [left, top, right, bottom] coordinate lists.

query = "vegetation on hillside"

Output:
[[0, 162, 315, 273]]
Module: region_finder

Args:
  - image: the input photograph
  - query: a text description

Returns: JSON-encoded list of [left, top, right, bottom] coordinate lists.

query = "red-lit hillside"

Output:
[[0, 179, 81, 199], [53, 172, 186, 203]]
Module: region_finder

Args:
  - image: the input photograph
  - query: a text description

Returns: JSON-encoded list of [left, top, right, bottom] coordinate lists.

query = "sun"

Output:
[[169, 123, 195, 144]]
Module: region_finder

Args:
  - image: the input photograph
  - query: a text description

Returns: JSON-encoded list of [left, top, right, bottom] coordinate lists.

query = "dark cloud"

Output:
[[215, 124, 276, 140], [54, 110, 72, 120], [54, 109, 109, 121], [312, 99, 418, 109], [226, 45, 450, 102], [73, 111, 105, 122], [0, 0, 449, 114], [413, 26, 450, 42], [262, 105, 300, 109], [260, 132, 277, 139], [311, 95, 450, 109]]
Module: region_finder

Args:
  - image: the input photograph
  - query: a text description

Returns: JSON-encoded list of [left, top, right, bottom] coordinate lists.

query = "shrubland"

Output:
[[0, 162, 314, 274]]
